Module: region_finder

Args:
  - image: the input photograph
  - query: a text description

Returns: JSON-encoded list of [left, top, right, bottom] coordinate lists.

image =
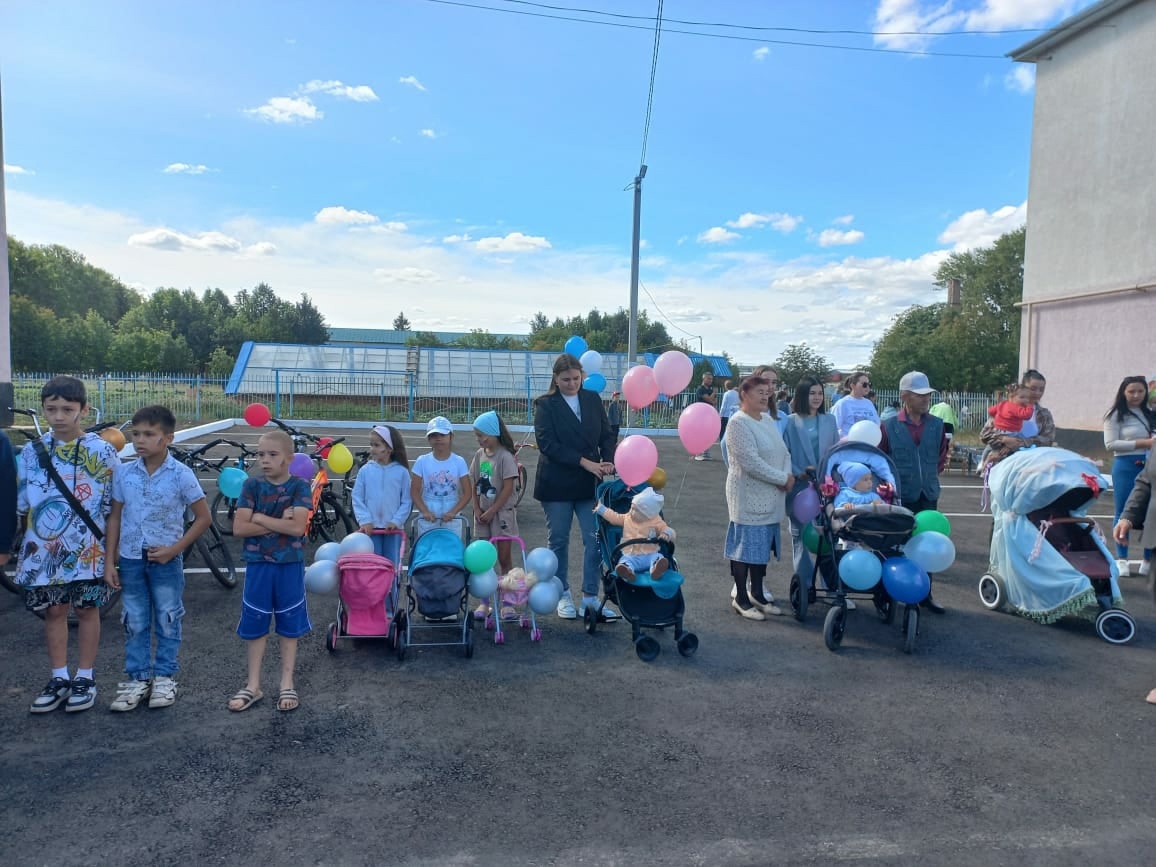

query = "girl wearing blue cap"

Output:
[[470, 412, 520, 617]]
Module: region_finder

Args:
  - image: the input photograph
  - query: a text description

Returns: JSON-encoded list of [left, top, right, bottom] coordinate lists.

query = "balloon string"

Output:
[[672, 465, 690, 509]]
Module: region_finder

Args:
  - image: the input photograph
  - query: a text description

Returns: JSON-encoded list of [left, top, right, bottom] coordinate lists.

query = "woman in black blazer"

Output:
[[534, 354, 620, 621]]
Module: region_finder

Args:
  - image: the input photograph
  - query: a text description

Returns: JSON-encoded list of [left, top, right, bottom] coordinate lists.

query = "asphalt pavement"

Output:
[[1, 425, 1154, 866]]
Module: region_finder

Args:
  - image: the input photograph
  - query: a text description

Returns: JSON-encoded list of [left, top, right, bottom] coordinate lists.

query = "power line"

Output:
[[639, 278, 701, 342], [417, 0, 1009, 59], [639, 0, 662, 168], [497, 0, 1059, 37]]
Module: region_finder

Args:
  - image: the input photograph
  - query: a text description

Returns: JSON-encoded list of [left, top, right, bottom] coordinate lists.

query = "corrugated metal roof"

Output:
[[327, 327, 526, 345]]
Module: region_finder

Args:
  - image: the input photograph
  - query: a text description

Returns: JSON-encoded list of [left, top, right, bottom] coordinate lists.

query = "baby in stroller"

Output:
[[833, 462, 885, 511], [593, 488, 675, 581]]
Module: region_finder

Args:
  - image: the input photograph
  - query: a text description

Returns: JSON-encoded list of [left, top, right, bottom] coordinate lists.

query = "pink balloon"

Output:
[[677, 403, 721, 455], [614, 435, 659, 487], [654, 351, 693, 395], [621, 365, 659, 410]]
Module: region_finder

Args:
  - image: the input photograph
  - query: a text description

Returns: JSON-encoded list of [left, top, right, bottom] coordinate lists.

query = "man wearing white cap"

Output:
[[879, 371, 949, 614]]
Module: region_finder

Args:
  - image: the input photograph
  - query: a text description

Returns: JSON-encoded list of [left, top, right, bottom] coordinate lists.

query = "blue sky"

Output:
[[2, 0, 1093, 367]]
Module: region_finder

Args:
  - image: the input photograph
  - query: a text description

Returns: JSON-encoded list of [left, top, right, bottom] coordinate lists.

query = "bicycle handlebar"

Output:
[[267, 418, 345, 453]]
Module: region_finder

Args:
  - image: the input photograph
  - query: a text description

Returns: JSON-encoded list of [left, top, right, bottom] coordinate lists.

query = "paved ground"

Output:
[[1, 425, 1154, 866]]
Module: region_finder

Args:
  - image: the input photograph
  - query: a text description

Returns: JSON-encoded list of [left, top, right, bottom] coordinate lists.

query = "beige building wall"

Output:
[[1018, 0, 1156, 440]]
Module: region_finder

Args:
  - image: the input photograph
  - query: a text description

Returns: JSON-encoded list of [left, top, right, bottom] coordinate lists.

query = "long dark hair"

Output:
[[1105, 375, 1153, 424], [491, 412, 517, 455], [540, 353, 583, 400], [382, 425, 410, 469], [791, 377, 826, 416]]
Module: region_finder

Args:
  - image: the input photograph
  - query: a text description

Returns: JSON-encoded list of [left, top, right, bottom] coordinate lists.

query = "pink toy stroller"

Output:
[[479, 535, 542, 645], [325, 530, 405, 652]]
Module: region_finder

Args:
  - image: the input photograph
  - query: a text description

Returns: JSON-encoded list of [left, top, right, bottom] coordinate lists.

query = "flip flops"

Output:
[[277, 688, 299, 712], [227, 688, 263, 712]]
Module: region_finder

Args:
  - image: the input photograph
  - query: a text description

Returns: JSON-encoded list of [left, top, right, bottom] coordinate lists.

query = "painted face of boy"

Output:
[[41, 395, 87, 438], [257, 438, 291, 478], [131, 422, 173, 461]]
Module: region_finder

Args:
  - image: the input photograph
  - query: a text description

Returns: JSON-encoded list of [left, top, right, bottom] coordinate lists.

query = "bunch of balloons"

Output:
[[904, 509, 955, 573], [304, 531, 376, 594]]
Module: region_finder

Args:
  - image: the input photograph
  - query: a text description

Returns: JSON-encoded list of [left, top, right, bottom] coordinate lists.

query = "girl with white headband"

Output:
[[351, 424, 412, 563]]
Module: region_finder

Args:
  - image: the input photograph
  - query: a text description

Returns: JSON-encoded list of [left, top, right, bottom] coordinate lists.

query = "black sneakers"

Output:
[[65, 677, 97, 712]]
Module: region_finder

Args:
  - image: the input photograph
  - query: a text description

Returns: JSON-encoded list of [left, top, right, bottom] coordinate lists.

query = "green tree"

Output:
[[773, 344, 833, 390], [108, 329, 195, 372], [67, 310, 116, 371], [868, 303, 950, 391], [206, 346, 236, 378], [10, 295, 69, 371], [7, 237, 139, 322], [526, 308, 675, 355], [392, 311, 411, 331], [407, 331, 444, 347]]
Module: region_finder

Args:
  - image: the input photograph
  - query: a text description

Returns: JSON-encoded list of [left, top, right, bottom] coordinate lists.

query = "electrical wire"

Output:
[[417, 0, 1011, 59], [639, 278, 702, 342], [639, 0, 662, 168]]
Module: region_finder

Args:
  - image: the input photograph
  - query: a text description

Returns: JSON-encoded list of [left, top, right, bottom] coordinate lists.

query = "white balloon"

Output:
[[469, 567, 500, 599], [305, 560, 339, 594], [847, 420, 883, 447], [315, 541, 342, 562], [339, 532, 375, 557], [903, 531, 956, 573], [579, 349, 603, 374]]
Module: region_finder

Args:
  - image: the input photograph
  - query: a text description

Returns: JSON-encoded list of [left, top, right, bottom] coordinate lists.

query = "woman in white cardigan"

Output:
[[1103, 375, 1155, 576], [723, 375, 794, 621]]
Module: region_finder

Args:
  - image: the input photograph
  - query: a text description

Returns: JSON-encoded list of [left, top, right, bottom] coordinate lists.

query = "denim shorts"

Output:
[[237, 561, 312, 639], [25, 580, 112, 612]]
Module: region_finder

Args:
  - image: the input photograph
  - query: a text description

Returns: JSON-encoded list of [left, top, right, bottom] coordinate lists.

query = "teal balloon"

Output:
[[837, 549, 883, 591], [217, 467, 247, 499], [463, 539, 498, 574], [564, 335, 588, 358], [913, 509, 951, 537], [583, 372, 607, 393]]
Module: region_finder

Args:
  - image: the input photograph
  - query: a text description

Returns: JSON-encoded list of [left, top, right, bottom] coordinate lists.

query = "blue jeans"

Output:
[[372, 532, 403, 565], [541, 499, 600, 597], [119, 555, 186, 680], [1112, 455, 1153, 560]]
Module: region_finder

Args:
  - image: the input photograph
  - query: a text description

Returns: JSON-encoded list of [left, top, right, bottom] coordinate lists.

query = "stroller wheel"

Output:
[[634, 634, 661, 662], [676, 632, 699, 658], [790, 574, 808, 623], [1095, 609, 1135, 645], [584, 604, 598, 635], [325, 622, 338, 653], [823, 605, 846, 652], [531, 627, 542, 641], [386, 620, 397, 650], [395, 614, 407, 662], [902, 605, 919, 654], [464, 632, 475, 658], [978, 574, 1007, 611]]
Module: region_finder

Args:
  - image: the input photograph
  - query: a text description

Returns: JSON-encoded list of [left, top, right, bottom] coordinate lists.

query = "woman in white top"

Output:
[[1103, 375, 1155, 576], [832, 372, 879, 438]]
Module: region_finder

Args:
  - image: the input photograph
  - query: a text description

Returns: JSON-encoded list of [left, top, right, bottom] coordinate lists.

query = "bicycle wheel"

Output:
[[311, 491, 356, 543], [195, 526, 238, 588], [514, 463, 529, 507], [211, 492, 238, 536]]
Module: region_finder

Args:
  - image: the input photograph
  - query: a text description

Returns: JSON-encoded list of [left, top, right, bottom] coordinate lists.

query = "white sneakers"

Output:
[[557, 592, 621, 621], [556, 592, 578, 619], [149, 677, 178, 709], [1116, 559, 1131, 577], [1138, 560, 1151, 577], [110, 677, 178, 711]]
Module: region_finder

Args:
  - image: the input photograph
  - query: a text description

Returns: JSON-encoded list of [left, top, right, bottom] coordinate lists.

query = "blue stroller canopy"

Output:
[[410, 528, 465, 572], [822, 442, 900, 496]]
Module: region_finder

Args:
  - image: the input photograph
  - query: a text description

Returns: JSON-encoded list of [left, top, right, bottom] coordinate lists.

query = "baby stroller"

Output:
[[790, 441, 922, 653], [979, 447, 1135, 643], [325, 530, 405, 653], [590, 478, 698, 662], [397, 516, 475, 660], [478, 535, 542, 645]]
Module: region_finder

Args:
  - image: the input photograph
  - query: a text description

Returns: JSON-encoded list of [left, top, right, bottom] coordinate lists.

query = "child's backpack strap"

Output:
[[32, 439, 104, 541]]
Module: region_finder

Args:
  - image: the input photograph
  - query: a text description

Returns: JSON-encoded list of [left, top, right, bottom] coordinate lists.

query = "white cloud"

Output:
[[399, 75, 427, 92], [162, 163, 213, 175], [245, 96, 322, 124], [374, 266, 439, 283], [4, 164, 34, 175], [873, 1, 1084, 52], [474, 232, 551, 252], [244, 241, 277, 256], [725, 212, 802, 232], [833, 214, 855, 226], [938, 201, 1027, 251], [420, 129, 438, 139], [314, 206, 378, 226], [815, 228, 865, 247], [1005, 65, 1035, 94], [300, 79, 378, 102], [442, 233, 472, 243], [698, 226, 741, 244], [380, 221, 409, 233], [753, 47, 770, 61], [127, 228, 246, 253]]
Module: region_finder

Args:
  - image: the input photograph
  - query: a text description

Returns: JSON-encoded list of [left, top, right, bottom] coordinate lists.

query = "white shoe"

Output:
[[556, 592, 577, 620], [730, 584, 774, 604], [693, 454, 706, 462], [579, 597, 621, 621], [1116, 559, 1131, 577], [1139, 560, 1151, 577], [148, 676, 178, 709], [110, 680, 151, 712]]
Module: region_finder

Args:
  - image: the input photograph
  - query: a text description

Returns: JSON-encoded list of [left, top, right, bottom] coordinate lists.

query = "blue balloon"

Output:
[[217, 467, 247, 500], [583, 372, 607, 393], [881, 556, 930, 605], [468, 567, 499, 600], [903, 531, 956, 573], [529, 580, 561, 615], [564, 335, 588, 358], [304, 560, 339, 594], [525, 547, 559, 582], [838, 549, 883, 591]]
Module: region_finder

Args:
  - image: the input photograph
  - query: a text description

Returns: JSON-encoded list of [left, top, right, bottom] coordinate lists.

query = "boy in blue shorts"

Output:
[[15, 376, 121, 714], [228, 429, 312, 713], [104, 405, 212, 711]]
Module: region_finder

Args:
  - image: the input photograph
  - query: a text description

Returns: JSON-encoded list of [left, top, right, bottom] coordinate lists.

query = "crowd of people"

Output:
[[4, 362, 1154, 715]]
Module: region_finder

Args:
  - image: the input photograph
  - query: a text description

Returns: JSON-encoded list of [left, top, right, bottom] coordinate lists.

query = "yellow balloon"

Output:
[[647, 467, 667, 490], [326, 442, 353, 474]]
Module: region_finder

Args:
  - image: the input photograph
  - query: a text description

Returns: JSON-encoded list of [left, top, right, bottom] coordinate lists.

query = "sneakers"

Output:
[[30, 677, 71, 714], [1139, 559, 1151, 578], [556, 592, 577, 620], [66, 677, 97, 713], [149, 677, 178, 709], [693, 454, 706, 462], [579, 597, 621, 621], [1116, 559, 1131, 577], [110, 680, 151, 712]]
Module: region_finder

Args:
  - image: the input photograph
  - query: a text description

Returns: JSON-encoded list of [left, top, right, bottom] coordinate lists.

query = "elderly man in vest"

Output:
[[879, 371, 949, 614]]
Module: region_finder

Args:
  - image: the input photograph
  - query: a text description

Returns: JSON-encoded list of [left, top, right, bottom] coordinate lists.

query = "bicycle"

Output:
[[201, 440, 257, 537], [512, 433, 536, 507], [267, 418, 357, 543], [168, 441, 244, 589], [340, 449, 371, 516]]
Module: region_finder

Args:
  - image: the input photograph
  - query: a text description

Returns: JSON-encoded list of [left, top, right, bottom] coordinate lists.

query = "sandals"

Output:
[[227, 688, 263, 712], [277, 688, 299, 712]]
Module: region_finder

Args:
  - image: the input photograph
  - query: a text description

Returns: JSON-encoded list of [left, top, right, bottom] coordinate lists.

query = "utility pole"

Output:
[[626, 164, 646, 427], [0, 75, 13, 426]]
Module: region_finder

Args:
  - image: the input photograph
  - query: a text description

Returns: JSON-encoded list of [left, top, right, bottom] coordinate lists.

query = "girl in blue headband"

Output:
[[469, 411, 520, 620]]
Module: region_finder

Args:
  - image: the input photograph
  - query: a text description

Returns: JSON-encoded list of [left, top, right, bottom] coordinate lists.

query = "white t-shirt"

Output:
[[833, 396, 880, 438], [562, 392, 581, 419], [411, 452, 470, 519]]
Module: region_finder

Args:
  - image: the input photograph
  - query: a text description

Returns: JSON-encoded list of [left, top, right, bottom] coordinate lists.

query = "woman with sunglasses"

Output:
[[832, 372, 879, 439]]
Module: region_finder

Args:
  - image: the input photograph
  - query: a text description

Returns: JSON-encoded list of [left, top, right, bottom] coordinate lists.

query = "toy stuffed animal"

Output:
[[498, 567, 539, 619]]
